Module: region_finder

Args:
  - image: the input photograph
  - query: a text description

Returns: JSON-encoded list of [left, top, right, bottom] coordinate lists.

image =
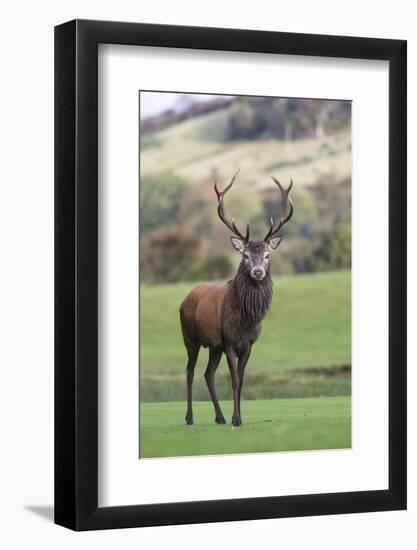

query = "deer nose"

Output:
[[251, 267, 265, 280]]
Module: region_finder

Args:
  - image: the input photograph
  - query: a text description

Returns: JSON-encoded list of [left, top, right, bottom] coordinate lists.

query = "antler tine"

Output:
[[263, 217, 275, 243], [214, 170, 250, 242], [264, 177, 294, 242], [214, 169, 239, 200]]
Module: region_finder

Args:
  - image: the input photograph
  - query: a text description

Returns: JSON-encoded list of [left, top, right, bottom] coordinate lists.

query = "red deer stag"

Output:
[[180, 172, 294, 427]]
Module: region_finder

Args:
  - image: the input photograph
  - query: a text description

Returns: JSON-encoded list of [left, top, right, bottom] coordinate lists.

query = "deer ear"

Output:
[[230, 237, 245, 254], [268, 236, 283, 250]]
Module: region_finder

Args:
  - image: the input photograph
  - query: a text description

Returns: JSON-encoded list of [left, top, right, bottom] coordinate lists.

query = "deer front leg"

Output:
[[237, 345, 251, 422], [225, 346, 241, 426]]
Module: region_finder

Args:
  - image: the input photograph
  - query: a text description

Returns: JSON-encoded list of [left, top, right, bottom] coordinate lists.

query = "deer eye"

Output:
[[265, 254, 270, 260], [244, 253, 250, 260]]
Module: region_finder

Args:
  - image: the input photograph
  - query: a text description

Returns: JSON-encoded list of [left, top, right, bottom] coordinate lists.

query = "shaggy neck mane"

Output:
[[230, 262, 273, 328]]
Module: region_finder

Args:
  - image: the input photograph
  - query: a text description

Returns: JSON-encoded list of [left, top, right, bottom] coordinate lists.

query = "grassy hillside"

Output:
[[140, 107, 351, 190], [140, 270, 351, 402], [140, 396, 351, 458]]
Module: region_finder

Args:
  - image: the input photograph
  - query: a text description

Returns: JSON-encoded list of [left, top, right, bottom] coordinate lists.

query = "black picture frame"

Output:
[[55, 19, 407, 531]]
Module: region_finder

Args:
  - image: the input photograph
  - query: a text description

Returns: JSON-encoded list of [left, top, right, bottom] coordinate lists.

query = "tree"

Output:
[[227, 101, 257, 140]]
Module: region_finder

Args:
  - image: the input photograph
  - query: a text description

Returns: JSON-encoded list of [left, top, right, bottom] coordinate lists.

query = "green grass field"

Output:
[[141, 269, 351, 401], [140, 396, 351, 458]]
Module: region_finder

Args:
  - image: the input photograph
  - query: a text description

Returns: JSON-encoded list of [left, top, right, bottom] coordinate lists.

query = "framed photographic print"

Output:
[[55, 19, 406, 530]]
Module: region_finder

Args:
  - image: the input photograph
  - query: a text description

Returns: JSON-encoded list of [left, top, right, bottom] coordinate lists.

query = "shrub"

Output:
[[312, 213, 351, 271], [141, 226, 207, 284], [196, 253, 234, 280], [140, 173, 188, 234]]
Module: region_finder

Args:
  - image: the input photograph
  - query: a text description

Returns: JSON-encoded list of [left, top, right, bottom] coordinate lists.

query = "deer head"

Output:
[[214, 171, 294, 282]]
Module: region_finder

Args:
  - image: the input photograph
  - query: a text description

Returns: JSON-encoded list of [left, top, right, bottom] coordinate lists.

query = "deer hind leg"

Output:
[[204, 347, 225, 424], [185, 343, 200, 425]]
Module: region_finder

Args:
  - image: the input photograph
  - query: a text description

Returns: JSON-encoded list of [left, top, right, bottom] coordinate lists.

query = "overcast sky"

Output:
[[140, 91, 232, 118]]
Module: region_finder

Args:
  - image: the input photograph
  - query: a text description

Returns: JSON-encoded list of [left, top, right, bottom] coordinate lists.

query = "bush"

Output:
[[140, 173, 188, 234], [196, 253, 234, 280], [312, 213, 351, 271], [141, 226, 207, 284]]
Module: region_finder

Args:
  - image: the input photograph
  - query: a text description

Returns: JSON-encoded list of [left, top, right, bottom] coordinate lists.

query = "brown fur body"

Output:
[[180, 283, 228, 349]]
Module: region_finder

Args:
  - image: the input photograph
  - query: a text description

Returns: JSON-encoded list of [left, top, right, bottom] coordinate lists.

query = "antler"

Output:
[[264, 177, 294, 242], [214, 170, 250, 242]]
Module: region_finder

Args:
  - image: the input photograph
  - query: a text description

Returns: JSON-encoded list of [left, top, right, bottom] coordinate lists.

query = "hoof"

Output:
[[232, 416, 242, 427], [185, 414, 194, 425], [215, 415, 226, 424]]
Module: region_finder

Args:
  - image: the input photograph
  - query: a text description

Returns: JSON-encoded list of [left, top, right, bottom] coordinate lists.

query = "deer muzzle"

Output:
[[251, 267, 266, 281]]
